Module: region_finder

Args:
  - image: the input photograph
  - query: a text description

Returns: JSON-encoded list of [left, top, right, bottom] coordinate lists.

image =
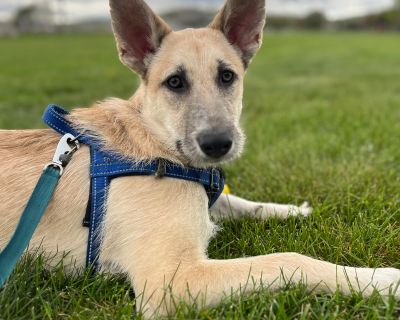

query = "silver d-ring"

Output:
[[44, 163, 64, 176]]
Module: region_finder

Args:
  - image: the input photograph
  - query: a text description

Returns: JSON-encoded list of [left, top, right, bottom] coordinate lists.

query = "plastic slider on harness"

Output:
[[211, 168, 221, 192], [155, 159, 167, 178]]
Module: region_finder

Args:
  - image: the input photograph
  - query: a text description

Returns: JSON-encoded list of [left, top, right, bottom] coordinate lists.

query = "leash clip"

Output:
[[44, 134, 80, 176]]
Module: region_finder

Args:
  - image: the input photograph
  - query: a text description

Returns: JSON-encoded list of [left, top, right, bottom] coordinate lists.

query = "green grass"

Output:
[[1, 32, 400, 319]]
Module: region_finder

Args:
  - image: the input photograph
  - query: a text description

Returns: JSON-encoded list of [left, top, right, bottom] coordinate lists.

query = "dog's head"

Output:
[[110, 0, 266, 167]]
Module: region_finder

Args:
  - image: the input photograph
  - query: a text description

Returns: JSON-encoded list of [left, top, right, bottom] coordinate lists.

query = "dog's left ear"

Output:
[[110, 0, 172, 77], [209, 0, 266, 67]]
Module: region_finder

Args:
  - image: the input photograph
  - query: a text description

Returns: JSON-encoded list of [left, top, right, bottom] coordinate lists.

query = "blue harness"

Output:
[[42, 105, 225, 268]]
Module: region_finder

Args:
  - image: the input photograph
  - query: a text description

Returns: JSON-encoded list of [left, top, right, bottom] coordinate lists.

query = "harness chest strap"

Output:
[[42, 104, 225, 268]]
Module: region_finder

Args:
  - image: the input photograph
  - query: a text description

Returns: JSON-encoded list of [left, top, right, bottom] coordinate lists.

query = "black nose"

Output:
[[197, 131, 233, 159]]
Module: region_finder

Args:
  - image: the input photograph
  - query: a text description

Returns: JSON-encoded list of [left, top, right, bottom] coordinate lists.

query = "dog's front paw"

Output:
[[297, 202, 313, 217], [371, 268, 400, 297], [284, 202, 313, 218], [354, 268, 400, 298], [256, 202, 313, 220]]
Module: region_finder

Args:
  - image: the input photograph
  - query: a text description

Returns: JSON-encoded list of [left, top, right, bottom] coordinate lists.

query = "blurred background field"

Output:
[[0, 0, 400, 34], [1, 0, 400, 319]]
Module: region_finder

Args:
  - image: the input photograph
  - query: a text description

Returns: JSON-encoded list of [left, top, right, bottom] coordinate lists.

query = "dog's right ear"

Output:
[[110, 0, 172, 77], [209, 0, 266, 68]]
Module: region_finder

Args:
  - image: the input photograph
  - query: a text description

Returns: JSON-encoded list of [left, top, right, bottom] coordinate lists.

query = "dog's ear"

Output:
[[209, 0, 266, 67], [110, 0, 172, 77]]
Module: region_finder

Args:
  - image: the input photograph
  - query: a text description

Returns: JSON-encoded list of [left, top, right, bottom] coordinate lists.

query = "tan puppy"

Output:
[[1, 0, 399, 317]]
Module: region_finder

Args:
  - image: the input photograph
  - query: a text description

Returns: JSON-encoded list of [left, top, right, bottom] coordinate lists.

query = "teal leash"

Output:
[[0, 134, 80, 288], [0, 167, 60, 287]]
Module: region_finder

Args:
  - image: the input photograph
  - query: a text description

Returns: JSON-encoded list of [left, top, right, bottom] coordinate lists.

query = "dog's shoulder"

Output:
[[68, 98, 182, 164]]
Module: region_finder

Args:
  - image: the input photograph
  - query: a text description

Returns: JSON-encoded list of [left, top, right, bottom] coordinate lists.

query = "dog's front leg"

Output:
[[169, 255, 400, 309], [210, 193, 312, 221], [101, 178, 400, 318], [136, 254, 400, 318]]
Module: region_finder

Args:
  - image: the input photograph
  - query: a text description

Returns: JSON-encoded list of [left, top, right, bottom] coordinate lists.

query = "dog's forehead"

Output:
[[152, 28, 245, 76]]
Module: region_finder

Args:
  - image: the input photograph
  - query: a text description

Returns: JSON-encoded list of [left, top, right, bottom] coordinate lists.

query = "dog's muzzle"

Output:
[[197, 129, 233, 159]]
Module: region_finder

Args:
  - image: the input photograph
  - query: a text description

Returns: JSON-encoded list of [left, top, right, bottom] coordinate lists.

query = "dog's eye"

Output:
[[165, 75, 185, 91], [220, 70, 235, 86]]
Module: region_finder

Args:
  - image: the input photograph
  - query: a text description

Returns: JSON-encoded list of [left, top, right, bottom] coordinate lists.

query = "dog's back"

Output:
[[0, 129, 58, 228]]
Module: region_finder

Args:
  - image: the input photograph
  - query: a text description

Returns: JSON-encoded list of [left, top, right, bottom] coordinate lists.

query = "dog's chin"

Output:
[[178, 145, 242, 168], [189, 154, 238, 168], [209, 151, 242, 165]]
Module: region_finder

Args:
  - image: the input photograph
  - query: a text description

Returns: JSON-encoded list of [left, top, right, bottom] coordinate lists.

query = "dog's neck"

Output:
[[67, 90, 183, 164]]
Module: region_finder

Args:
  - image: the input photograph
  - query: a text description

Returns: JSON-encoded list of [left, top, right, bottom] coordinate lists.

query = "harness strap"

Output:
[[42, 104, 225, 268], [87, 149, 111, 267], [42, 105, 94, 145], [90, 149, 223, 198], [86, 149, 224, 268]]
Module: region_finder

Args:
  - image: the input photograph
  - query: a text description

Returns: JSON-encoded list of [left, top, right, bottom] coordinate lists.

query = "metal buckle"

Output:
[[210, 168, 220, 192], [44, 134, 80, 176]]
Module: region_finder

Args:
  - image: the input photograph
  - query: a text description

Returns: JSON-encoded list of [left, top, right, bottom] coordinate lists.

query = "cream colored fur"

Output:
[[1, 0, 400, 318]]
